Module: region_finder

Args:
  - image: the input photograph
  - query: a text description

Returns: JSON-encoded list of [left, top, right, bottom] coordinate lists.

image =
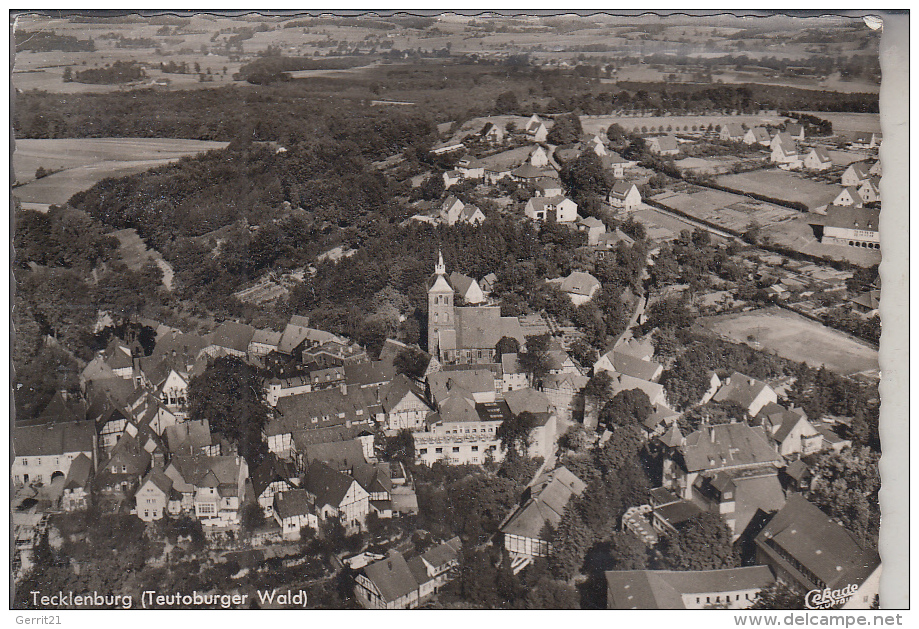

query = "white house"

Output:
[[442, 170, 463, 189], [810, 205, 880, 250], [647, 135, 680, 156], [273, 490, 319, 540], [771, 133, 801, 169], [548, 271, 601, 306], [744, 127, 772, 146], [525, 195, 578, 223], [841, 162, 872, 187], [607, 181, 642, 211], [303, 460, 370, 531], [534, 177, 564, 197], [525, 114, 549, 143], [448, 271, 486, 305], [530, 145, 550, 168], [712, 371, 778, 417], [481, 121, 505, 144], [803, 146, 833, 171], [720, 123, 745, 142], [381, 374, 433, 431], [833, 187, 863, 207], [136, 467, 173, 522], [12, 421, 96, 488], [857, 177, 880, 204]]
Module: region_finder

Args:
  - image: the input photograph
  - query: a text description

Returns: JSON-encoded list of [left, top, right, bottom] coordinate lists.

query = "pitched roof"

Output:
[[299, 439, 367, 471], [14, 421, 96, 457], [502, 466, 586, 538], [511, 163, 545, 179], [814, 205, 880, 232], [542, 372, 589, 391], [679, 422, 784, 473], [605, 567, 775, 609], [361, 553, 419, 603], [785, 123, 804, 135], [608, 350, 661, 382], [755, 494, 880, 590], [167, 455, 242, 489], [809, 146, 832, 163], [250, 453, 297, 497], [712, 372, 772, 410], [847, 162, 871, 180], [381, 374, 429, 414], [269, 386, 380, 435], [448, 271, 478, 297], [251, 328, 283, 347], [164, 419, 212, 454], [723, 123, 745, 137], [427, 369, 495, 406], [659, 422, 684, 448], [304, 460, 358, 509], [351, 462, 393, 495], [610, 373, 665, 404], [749, 127, 771, 142], [207, 321, 256, 353], [503, 387, 554, 417], [273, 489, 314, 520], [422, 537, 462, 570], [732, 473, 787, 535], [63, 453, 94, 490], [651, 135, 678, 152], [141, 467, 174, 495], [555, 271, 600, 297], [609, 180, 638, 199], [34, 391, 87, 425], [278, 321, 342, 354], [344, 361, 397, 388], [150, 330, 209, 364], [434, 391, 481, 424]]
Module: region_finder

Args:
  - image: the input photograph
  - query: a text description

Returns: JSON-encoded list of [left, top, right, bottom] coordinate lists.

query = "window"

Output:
[[198, 503, 216, 515], [419, 448, 427, 455], [144, 511, 149, 518], [435, 448, 443, 454], [472, 446, 479, 452], [472, 457, 479, 464], [21, 458, 27, 467], [452, 447, 460, 453], [36, 458, 41, 466]]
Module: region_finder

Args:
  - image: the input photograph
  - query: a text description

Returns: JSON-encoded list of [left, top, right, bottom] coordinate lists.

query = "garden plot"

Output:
[[716, 170, 841, 210]]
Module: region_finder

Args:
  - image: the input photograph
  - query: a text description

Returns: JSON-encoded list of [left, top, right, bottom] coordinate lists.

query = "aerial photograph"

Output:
[[11, 11, 885, 611]]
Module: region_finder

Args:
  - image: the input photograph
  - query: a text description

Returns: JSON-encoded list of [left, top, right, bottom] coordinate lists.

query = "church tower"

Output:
[[427, 250, 455, 356]]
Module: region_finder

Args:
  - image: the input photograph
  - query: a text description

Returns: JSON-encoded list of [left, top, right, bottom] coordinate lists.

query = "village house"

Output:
[[442, 169, 463, 189], [355, 537, 462, 609], [833, 186, 864, 207], [857, 176, 881, 204], [594, 348, 663, 383], [711, 371, 778, 417], [511, 163, 552, 184], [302, 460, 370, 531], [770, 133, 802, 169], [607, 181, 642, 212], [808, 205, 880, 250], [61, 453, 94, 512], [480, 121, 506, 144], [12, 420, 96, 488], [201, 320, 256, 359], [754, 494, 881, 606], [378, 338, 440, 378], [164, 455, 250, 529], [502, 466, 586, 559], [500, 353, 529, 392], [756, 403, 824, 457], [276, 315, 344, 357], [848, 131, 879, 150], [265, 385, 382, 459], [525, 114, 549, 143], [297, 437, 367, 472], [456, 156, 485, 180], [595, 229, 636, 260], [601, 152, 637, 178], [547, 271, 601, 305], [744, 126, 772, 146], [529, 145, 550, 167], [95, 432, 155, 506], [541, 372, 589, 423], [449, 271, 487, 305], [247, 328, 283, 362], [250, 453, 300, 518], [606, 566, 775, 610], [803, 146, 833, 171], [525, 195, 578, 223], [136, 467, 174, 522], [302, 340, 368, 368], [273, 489, 319, 540], [719, 123, 746, 142], [381, 374, 433, 431], [841, 161, 872, 187], [647, 135, 680, 156], [785, 123, 805, 141], [534, 177, 564, 197], [577, 215, 606, 245]]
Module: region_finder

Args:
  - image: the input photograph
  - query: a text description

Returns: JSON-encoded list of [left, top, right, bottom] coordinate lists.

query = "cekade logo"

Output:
[[804, 584, 859, 609]]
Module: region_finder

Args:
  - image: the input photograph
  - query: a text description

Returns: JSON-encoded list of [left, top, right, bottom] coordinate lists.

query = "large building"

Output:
[[808, 205, 880, 250], [427, 252, 527, 363], [606, 566, 774, 609]]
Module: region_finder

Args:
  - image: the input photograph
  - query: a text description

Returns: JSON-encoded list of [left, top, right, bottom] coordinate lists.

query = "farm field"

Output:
[[652, 187, 800, 231], [700, 306, 878, 375], [716, 170, 841, 210], [12, 138, 229, 210], [796, 111, 882, 134], [674, 156, 745, 175]]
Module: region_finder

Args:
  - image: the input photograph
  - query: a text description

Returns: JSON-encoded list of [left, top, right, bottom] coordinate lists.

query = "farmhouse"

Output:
[[273, 489, 319, 540], [607, 181, 642, 211], [548, 271, 601, 305], [647, 135, 680, 156], [302, 460, 370, 531]]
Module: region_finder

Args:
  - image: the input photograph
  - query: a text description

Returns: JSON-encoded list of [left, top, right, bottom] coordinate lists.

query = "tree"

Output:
[[744, 220, 762, 244], [582, 370, 613, 404], [807, 446, 880, 548], [558, 424, 590, 452], [393, 347, 429, 380], [560, 151, 610, 201], [419, 173, 445, 201], [643, 295, 694, 332], [606, 123, 628, 144], [599, 388, 653, 430], [376, 429, 415, 466], [517, 333, 553, 384], [750, 581, 805, 610], [657, 512, 738, 571], [187, 356, 270, 465], [497, 411, 537, 459], [495, 90, 519, 114], [495, 335, 521, 357], [546, 113, 583, 145], [365, 510, 386, 538], [62, 66, 73, 82], [240, 502, 264, 533]]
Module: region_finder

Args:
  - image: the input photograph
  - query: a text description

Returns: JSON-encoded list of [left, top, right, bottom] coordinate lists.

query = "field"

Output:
[[674, 156, 744, 175], [796, 111, 882, 134], [652, 187, 800, 231], [716, 170, 841, 210], [12, 138, 229, 210], [700, 306, 878, 375], [761, 216, 882, 266]]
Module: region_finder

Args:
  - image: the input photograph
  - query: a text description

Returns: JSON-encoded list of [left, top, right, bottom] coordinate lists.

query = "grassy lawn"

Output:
[[700, 306, 878, 375], [716, 170, 840, 210]]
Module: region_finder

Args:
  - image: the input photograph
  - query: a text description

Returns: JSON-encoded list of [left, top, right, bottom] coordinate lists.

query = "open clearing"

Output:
[[13, 138, 229, 209], [652, 187, 800, 231], [700, 306, 878, 375], [111, 228, 174, 290], [796, 111, 881, 134], [716, 170, 841, 210]]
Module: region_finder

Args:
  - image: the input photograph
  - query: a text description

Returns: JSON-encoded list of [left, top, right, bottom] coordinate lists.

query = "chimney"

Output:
[[710, 426, 716, 443], [340, 382, 347, 396]]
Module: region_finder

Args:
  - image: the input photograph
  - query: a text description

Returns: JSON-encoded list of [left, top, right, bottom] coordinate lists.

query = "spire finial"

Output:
[[435, 249, 446, 275]]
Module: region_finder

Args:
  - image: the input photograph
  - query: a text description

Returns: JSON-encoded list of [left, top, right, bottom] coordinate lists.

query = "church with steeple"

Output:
[[427, 251, 527, 365]]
